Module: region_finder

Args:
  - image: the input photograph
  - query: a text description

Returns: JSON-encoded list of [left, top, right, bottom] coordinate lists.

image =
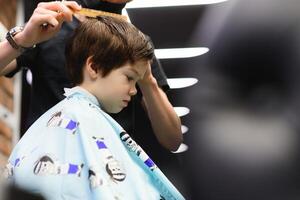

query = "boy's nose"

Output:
[[129, 85, 137, 96]]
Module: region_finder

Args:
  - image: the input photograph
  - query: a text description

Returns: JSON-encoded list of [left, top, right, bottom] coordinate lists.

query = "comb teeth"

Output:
[[76, 8, 128, 21]]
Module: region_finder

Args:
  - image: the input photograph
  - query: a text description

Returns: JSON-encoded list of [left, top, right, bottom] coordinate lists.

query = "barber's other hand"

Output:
[[138, 62, 156, 87], [14, 1, 81, 48]]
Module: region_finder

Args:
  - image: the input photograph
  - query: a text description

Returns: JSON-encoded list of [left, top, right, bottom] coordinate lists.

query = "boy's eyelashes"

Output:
[[125, 75, 132, 80], [125, 75, 135, 81]]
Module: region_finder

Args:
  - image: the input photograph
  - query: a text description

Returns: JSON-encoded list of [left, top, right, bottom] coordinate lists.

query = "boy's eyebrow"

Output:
[[128, 68, 143, 79]]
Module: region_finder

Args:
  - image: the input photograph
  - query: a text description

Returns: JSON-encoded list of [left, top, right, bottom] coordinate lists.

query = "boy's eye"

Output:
[[126, 75, 134, 81]]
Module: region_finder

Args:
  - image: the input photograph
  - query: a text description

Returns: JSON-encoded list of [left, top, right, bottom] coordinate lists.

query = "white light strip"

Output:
[[26, 69, 32, 85], [172, 143, 189, 153], [155, 47, 209, 59], [126, 0, 228, 8], [167, 78, 198, 89], [181, 125, 189, 134], [174, 107, 190, 117], [122, 9, 131, 23]]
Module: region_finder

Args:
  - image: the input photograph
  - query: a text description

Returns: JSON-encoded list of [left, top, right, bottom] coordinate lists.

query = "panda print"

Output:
[[34, 155, 83, 177], [93, 136, 126, 182]]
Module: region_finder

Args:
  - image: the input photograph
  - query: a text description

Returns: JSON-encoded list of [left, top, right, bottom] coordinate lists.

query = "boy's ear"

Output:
[[86, 56, 100, 79]]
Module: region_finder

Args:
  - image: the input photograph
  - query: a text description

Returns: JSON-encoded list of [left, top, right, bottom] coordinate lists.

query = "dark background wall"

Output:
[[128, 0, 300, 199]]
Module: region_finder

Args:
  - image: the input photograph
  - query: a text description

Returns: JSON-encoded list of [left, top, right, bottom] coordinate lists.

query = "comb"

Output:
[[75, 8, 128, 21], [41, 7, 128, 28]]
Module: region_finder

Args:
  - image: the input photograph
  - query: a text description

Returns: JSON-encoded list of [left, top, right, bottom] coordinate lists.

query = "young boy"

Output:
[[5, 17, 184, 200]]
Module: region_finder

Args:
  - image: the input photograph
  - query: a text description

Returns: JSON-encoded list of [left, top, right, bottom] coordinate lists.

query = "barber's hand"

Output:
[[138, 62, 156, 87], [14, 1, 81, 48]]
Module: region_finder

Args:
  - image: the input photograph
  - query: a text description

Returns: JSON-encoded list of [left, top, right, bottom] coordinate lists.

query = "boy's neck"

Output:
[[69, 85, 101, 107], [78, 83, 94, 96], [77, 83, 102, 105]]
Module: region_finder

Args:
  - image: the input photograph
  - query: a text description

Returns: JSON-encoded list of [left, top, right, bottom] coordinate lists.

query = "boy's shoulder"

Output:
[[11, 96, 107, 154]]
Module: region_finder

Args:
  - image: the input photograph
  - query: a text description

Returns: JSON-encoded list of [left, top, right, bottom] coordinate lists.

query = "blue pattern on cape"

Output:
[[7, 87, 184, 200]]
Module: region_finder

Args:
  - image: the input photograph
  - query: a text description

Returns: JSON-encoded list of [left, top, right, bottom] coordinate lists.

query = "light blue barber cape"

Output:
[[6, 87, 185, 200]]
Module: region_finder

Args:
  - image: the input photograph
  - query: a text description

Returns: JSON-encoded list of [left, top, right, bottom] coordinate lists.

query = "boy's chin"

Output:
[[103, 106, 123, 114]]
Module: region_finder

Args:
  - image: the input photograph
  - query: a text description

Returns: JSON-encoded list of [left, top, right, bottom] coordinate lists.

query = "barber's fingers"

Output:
[[37, 2, 72, 22], [62, 1, 82, 11], [33, 7, 62, 27], [37, 1, 81, 22], [37, 1, 81, 11]]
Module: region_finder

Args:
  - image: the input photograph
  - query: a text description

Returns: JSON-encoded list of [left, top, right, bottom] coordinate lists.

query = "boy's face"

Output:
[[93, 60, 149, 113]]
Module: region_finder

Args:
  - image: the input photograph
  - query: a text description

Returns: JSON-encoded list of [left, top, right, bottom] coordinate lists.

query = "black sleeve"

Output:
[[5, 47, 38, 78], [151, 56, 170, 93]]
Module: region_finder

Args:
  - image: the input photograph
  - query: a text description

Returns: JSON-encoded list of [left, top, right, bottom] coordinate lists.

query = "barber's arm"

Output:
[[0, 1, 80, 75], [138, 64, 183, 151]]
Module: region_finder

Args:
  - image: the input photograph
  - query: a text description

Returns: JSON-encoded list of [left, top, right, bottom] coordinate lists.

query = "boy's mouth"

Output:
[[122, 99, 130, 107]]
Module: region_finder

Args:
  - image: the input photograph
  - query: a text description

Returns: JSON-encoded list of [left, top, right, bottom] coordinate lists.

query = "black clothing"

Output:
[[3, 185, 45, 200], [75, 0, 126, 14]]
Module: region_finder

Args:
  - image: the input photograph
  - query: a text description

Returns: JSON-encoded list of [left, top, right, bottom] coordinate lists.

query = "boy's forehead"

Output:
[[123, 61, 149, 77]]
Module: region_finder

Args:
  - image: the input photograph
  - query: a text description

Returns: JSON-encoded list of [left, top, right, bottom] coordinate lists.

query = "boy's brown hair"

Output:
[[65, 16, 154, 85]]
